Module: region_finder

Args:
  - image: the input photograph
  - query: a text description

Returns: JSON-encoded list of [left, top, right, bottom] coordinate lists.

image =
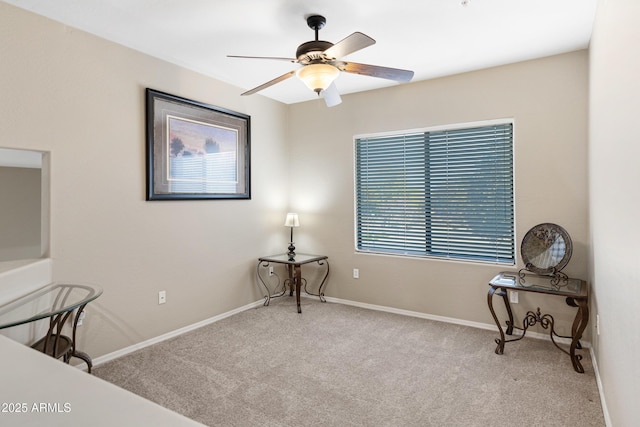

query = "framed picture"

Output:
[[145, 89, 250, 200]]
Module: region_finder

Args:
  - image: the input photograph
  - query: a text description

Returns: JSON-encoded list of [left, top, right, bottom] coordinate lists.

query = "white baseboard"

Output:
[[92, 299, 264, 367], [589, 346, 612, 427], [323, 294, 588, 347]]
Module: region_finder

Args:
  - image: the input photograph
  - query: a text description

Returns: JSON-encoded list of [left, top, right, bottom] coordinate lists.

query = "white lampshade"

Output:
[[284, 213, 300, 227], [296, 64, 340, 94]]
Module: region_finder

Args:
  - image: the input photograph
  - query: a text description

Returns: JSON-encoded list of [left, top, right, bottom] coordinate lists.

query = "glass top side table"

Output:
[[257, 253, 329, 313], [0, 283, 103, 373], [487, 271, 588, 373]]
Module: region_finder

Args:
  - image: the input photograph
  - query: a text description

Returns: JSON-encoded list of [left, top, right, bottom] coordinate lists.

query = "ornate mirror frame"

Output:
[[520, 223, 573, 277]]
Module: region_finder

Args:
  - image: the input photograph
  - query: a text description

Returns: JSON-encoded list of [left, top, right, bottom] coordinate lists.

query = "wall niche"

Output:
[[0, 148, 49, 262]]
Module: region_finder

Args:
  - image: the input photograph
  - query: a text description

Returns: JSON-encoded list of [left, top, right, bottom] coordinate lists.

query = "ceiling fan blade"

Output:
[[241, 70, 296, 96], [338, 61, 414, 82], [322, 82, 342, 107], [227, 55, 297, 63], [323, 32, 375, 59]]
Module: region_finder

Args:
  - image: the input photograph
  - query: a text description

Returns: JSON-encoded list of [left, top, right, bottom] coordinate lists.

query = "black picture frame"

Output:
[[145, 89, 250, 200]]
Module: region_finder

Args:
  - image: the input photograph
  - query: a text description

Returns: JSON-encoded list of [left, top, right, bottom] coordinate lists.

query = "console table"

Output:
[[0, 283, 102, 373], [257, 254, 329, 313], [487, 272, 589, 373]]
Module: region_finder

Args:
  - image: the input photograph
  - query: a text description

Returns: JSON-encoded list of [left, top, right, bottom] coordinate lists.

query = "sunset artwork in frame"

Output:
[[145, 89, 250, 200]]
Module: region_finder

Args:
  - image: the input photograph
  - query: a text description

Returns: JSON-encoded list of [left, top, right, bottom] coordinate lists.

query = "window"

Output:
[[355, 122, 514, 264]]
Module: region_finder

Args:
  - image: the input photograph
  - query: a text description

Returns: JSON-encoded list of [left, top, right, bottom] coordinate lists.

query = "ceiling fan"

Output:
[[228, 15, 414, 107]]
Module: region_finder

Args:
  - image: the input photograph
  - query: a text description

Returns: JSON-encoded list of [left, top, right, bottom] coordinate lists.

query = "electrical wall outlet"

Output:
[[158, 290, 166, 304], [76, 309, 86, 326], [353, 268, 359, 279], [269, 266, 274, 276], [509, 290, 519, 304]]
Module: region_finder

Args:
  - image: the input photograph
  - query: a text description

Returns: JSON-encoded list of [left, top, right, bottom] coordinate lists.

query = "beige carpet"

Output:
[[94, 297, 605, 426]]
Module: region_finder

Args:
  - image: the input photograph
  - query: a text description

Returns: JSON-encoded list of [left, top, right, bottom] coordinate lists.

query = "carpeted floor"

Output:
[[94, 297, 605, 426]]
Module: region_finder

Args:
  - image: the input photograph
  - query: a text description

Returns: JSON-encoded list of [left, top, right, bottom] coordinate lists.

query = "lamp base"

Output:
[[287, 242, 296, 260]]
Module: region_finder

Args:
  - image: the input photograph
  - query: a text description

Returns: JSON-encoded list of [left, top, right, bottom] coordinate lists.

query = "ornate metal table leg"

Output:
[[567, 297, 583, 350], [256, 261, 272, 306], [500, 289, 515, 335], [294, 264, 302, 313], [568, 297, 589, 373], [71, 302, 93, 373], [287, 264, 294, 296], [72, 350, 93, 373], [302, 260, 330, 302], [487, 286, 506, 355], [316, 260, 329, 302]]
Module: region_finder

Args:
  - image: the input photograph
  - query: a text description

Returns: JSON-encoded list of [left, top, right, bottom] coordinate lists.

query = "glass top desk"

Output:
[[487, 272, 588, 373], [0, 283, 103, 373], [257, 254, 329, 313]]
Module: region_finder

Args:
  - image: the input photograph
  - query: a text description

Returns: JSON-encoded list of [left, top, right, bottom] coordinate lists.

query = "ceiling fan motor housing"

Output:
[[296, 15, 335, 64], [296, 40, 334, 64]]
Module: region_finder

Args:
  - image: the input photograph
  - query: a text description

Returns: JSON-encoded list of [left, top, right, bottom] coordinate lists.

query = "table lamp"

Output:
[[284, 213, 299, 260]]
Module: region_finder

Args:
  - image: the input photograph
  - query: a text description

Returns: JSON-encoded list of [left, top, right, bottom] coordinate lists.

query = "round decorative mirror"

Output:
[[521, 223, 572, 275]]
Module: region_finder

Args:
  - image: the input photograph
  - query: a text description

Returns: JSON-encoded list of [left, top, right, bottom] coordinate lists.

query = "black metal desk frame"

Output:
[[487, 272, 589, 373], [257, 254, 329, 313], [0, 283, 102, 373]]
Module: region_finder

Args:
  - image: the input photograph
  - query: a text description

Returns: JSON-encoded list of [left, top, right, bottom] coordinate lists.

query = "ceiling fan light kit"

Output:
[[229, 15, 414, 107], [296, 63, 340, 94]]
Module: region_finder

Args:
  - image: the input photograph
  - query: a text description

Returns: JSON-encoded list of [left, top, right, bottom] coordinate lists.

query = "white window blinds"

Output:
[[355, 123, 514, 264]]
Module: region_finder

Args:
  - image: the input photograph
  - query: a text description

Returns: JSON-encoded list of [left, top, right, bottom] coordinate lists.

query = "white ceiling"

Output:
[[3, 0, 597, 105]]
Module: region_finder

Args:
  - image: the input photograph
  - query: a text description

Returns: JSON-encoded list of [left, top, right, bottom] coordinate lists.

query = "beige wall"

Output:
[[1, 0, 595, 383], [0, 3, 290, 356], [589, 0, 640, 425], [288, 51, 589, 334], [9, 0, 640, 422]]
